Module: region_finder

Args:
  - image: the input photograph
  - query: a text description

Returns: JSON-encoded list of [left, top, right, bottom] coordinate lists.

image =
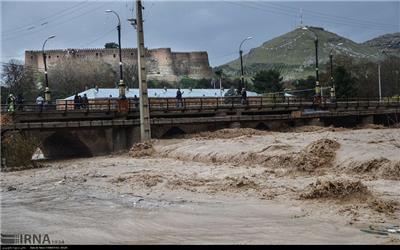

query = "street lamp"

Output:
[[106, 9, 125, 99], [302, 26, 320, 100], [239, 36, 253, 90], [378, 50, 388, 102], [42, 35, 55, 104], [329, 42, 343, 102]]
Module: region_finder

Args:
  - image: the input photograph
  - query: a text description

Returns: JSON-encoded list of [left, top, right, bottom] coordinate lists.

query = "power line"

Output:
[[225, 1, 296, 18], [225, 1, 397, 32], [263, 1, 399, 29], [212, 51, 238, 60], [3, 1, 109, 41], [78, 27, 117, 48], [3, 1, 92, 36], [253, 1, 398, 31]]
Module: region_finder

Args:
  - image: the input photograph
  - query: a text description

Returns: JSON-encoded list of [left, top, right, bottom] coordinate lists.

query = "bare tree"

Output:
[[123, 62, 138, 89], [1, 59, 37, 103], [48, 58, 117, 99]]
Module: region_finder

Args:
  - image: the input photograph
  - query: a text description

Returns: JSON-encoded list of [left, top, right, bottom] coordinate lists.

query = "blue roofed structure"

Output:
[[62, 88, 259, 100]]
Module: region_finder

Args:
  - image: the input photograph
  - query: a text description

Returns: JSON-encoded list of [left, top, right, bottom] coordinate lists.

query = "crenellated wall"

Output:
[[25, 48, 213, 83]]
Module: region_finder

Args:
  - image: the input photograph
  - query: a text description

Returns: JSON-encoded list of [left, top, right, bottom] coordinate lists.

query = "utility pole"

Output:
[[329, 52, 335, 102], [302, 27, 320, 101], [329, 43, 342, 103], [396, 70, 399, 96], [378, 63, 382, 102], [239, 50, 244, 89], [136, 0, 151, 141], [314, 37, 320, 99]]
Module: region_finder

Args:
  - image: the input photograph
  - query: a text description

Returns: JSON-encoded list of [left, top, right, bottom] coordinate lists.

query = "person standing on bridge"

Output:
[[36, 95, 44, 112], [133, 95, 139, 109], [7, 93, 16, 114], [78, 95, 83, 109], [16, 94, 24, 111], [81, 94, 89, 110], [73, 93, 79, 110], [176, 88, 184, 107], [241, 88, 248, 105]]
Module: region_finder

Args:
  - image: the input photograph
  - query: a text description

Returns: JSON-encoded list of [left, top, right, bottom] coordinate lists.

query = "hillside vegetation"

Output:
[[217, 27, 385, 80]]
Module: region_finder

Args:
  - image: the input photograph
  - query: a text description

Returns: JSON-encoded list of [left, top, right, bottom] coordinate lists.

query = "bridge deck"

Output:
[[1, 97, 399, 133]]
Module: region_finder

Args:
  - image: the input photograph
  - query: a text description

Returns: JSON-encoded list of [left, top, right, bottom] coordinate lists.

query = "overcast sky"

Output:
[[1, 0, 399, 67]]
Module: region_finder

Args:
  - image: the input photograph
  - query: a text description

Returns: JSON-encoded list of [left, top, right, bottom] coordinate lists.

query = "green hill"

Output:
[[363, 32, 400, 57], [217, 26, 381, 81]]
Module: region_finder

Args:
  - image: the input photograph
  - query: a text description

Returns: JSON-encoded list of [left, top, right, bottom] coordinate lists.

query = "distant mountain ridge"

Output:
[[363, 32, 400, 57], [217, 27, 397, 81]]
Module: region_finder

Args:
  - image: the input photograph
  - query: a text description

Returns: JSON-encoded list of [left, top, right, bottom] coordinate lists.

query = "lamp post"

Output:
[[239, 36, 253, 90], [329, 42, 343, 102], [42, 35, 55, 104], [378, 50, 389, 102], [302, 27, 320, 100], [106, 10, 125, 99]]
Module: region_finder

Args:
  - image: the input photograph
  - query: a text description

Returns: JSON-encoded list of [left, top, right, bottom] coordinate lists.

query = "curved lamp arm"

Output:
[[42, 35, 56, 52], [330, 42, 343, 55], [105, 10, 121, 26], [239, 36, 253, 52]]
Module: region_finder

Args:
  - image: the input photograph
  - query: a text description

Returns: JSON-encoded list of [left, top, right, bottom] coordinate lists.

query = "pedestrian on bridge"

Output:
[[176, 88, 184, 107], [81, 94, 89, 110], [36, 95, 44, 112], [74, 93, 80, 110], [7, 94, 16, 114], [241, 88, 248, 105], [133, 95, 139, 108], [16, 94, 24, 111]]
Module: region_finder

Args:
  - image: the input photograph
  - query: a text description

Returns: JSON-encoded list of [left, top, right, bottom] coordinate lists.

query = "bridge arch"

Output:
[[41, 131, 93, 159], [255, 122, 270, 131], [161, 126, 186, 138]]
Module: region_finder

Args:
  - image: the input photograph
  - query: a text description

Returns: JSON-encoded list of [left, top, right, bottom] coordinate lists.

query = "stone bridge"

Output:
[[1, 97, 399, 160]]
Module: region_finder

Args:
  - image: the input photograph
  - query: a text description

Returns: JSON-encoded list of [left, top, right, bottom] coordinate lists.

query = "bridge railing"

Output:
[[1, 96, 399, 114]]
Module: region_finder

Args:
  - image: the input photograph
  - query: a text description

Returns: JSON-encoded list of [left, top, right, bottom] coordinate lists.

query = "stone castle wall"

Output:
[[25, 48, 213, 82]]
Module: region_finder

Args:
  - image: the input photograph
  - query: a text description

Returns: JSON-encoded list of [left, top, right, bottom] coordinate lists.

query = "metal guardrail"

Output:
[[1, 96, 400, 114]]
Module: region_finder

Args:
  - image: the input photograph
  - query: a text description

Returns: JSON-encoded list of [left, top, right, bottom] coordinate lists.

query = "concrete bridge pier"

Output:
[[360, 115, 374, 126], [306, 118, 324, 127], [230, 122, 241, 128]]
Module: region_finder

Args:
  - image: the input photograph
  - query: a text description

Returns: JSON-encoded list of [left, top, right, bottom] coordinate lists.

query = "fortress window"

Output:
[[131, 53, 134, 55], [57, 55, 59, 58], [48, 55, 51, 59], [31, 56, 33, 59], [96, 53, 99, 56], [113, 54, 116, 58]]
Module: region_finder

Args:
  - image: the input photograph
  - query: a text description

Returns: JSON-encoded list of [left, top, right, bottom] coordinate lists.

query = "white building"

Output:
[[62, 88, 259, 100]]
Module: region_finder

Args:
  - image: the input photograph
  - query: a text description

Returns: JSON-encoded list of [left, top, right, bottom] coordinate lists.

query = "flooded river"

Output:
[[2, 127, 400, 244]]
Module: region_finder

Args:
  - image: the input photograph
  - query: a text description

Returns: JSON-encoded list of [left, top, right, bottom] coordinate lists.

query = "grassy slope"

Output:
[[218, 27, 380, 81]]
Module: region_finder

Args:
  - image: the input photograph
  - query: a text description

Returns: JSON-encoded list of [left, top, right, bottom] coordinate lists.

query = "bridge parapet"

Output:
[[2, 97, 399, 124]]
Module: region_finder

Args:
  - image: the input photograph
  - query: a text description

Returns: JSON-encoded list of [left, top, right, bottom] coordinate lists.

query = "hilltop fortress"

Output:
[[25, 48, 214, 82]]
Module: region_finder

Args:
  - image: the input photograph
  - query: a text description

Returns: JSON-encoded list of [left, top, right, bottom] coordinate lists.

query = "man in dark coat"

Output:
[[176, 88, 184, 107]]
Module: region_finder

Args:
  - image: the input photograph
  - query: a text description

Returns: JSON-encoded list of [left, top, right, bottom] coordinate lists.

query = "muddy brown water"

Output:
[[1, 183, 390, 244], [2, 128, 400, 244]]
